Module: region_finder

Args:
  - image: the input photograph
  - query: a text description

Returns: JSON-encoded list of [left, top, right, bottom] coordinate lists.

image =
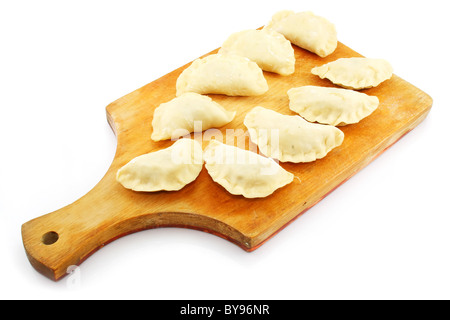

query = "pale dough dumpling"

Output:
[[311, 57, 393, 90], [176, 53, 268, 97], [287, 86, 380, 126], [244, 107, 344, 163], [203, 140, 294, 198], [116, 139, 203, 192], [151, 93, 236, 141], [219, 29, 295, 76], [264, 10, 337, 58]]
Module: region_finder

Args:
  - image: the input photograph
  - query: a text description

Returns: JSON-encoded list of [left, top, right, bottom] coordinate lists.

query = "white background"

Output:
[[1, 0, 449, 300]]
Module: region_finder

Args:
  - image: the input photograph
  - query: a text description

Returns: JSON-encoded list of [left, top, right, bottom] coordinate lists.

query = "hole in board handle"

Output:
[[41, 231, 59, 245]]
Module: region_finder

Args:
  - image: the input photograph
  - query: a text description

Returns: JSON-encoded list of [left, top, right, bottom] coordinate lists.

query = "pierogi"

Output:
[[116, 139, 203, 192], [219, 28, 295, 76], [288, 86, 380, 126], [151, 93, 236, 141], [203, 140, 294, 198], [176, 53, 268, 97], [244, 107, 344, 163]]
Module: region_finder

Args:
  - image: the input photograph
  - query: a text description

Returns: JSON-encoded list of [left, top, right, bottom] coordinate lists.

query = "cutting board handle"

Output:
[[21, 172, 249, 281], [21, 181, 125, 280]]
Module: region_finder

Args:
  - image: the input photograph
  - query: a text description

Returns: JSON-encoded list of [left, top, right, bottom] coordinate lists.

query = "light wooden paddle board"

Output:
[[21, 41, 433, 281]]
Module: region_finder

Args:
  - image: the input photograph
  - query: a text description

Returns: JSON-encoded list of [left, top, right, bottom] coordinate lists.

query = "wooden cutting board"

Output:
[[21, 40, 433, 281]]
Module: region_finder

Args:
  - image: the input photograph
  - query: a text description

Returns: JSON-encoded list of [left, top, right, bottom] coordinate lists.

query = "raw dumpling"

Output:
[[219, 29, 295, 76], [151, 93, 236, 141], [264, 10, 337, 58], [287, 86, 380, 126], [203, 140, 294, 198], [244, 107, 344, 163], [176, 53, 268, 97], [311, 57, 393, 90], [116, 139, 203, 192]]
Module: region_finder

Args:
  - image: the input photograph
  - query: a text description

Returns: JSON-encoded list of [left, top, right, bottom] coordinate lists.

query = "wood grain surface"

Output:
[[21, 41, 432, 281]]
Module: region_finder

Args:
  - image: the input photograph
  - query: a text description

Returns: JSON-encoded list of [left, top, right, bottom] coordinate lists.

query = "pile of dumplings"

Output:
[[116, 10, 394, 199]]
